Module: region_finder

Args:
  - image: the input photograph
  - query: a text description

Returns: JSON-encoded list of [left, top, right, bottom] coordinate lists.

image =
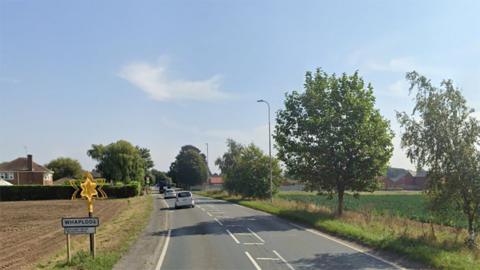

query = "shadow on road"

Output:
[[291, 253, 396, 270]]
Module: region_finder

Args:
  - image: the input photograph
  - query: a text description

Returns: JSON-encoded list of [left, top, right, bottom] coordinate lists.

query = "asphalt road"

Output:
[[158, 195, 408, 270]]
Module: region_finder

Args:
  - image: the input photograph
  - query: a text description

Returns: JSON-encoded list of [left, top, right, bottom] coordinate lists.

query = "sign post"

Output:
[[62, 173, 107, 262], [66, 234, 71, 263]]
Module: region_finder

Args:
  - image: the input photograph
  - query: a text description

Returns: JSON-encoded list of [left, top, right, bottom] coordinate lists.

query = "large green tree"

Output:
[[151, 169, 172, 185], [169, 145, 207, 189], [87, 140, 146, 183], [397, 71, 480, 247], [275, 69, 393, 215], [45, 157, 83, 180], [216, 139, 282, 198]]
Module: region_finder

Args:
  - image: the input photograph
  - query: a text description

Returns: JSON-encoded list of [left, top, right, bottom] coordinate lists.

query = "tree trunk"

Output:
[[466, 214, 476, 248], [337, 188, 345, 216]]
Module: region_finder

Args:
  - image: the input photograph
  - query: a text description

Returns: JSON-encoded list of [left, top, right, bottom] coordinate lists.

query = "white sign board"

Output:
[[62, 217, 99, 227], [64, 227, 96, 235]]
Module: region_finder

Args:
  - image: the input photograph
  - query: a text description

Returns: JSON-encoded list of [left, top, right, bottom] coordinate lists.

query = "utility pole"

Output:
[[257, 99, 273, 202], [206, 143, 209, 187]]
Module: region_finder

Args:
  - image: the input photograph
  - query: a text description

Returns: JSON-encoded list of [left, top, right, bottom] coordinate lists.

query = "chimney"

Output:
[[27, 154, 33, 171]]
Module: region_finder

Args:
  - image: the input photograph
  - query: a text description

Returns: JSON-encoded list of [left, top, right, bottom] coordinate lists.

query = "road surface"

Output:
[[158, 195, 408, 270]]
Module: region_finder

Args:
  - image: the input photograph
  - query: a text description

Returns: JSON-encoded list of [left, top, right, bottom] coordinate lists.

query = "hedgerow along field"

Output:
[[276, 191, 467, 228]]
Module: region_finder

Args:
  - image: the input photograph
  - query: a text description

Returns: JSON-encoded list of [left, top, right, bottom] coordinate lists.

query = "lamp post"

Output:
[[205, 143, 209, 188], [257, 99, 273, 202]]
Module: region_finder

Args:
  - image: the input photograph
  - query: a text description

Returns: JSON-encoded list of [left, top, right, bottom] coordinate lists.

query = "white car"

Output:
[[175, 191, 195, 209], [164, 189, 177, 199]]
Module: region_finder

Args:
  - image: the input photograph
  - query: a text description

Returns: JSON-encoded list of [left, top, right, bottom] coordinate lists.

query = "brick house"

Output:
[[382, 167, 428, 190], [0, 155, 53, 185], [208, 176, 224, 186]]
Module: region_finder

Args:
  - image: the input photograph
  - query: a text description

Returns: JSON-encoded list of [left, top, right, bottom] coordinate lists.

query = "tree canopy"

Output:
[[87, 140, 148, 183], [216, 139, 282, 198], [168, 145, 208, 189], [275, 69, 393, 215], [151, 169, 172, 185], [45, 157, 83, 180], [397, 71, 480, 247]]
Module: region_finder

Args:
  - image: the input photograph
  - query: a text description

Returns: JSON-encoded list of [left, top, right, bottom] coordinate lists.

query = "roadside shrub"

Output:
[[0, 183, 140, 201]]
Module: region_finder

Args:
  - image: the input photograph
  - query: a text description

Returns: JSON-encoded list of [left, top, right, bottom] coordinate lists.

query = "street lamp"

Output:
[[257, 99, 273, 202]]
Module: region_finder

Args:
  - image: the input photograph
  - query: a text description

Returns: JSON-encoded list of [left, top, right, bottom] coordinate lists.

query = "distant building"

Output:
[[0, 154, 53, 185], [208, 176, 224, 185], [382, 167, 428, 190]]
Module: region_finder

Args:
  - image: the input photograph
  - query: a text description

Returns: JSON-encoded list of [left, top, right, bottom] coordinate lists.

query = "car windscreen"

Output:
[[177, 192, 191, 198]]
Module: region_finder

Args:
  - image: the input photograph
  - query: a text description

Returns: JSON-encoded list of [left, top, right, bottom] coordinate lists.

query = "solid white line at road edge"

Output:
[[245, 251, 262, 270], [288, 222, 405, 270], [273, 250, 295, 270], [155, 229, 171, 270]]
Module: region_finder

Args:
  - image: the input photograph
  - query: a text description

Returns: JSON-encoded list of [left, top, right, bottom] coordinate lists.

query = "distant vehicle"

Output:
[[164, 189, 177, 199], [175, 191, 195, 209]]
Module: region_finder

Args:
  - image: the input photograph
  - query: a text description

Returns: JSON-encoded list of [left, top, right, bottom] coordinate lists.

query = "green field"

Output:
[[276, 191, 467, 228]]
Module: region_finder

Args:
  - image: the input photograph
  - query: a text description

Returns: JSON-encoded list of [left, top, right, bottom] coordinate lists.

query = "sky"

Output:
[[1, 0, 479, 173]]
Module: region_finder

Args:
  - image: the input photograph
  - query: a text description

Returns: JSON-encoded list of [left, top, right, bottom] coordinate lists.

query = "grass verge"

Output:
[[36, 195, 153, 270], [196, 191, 480, 270]]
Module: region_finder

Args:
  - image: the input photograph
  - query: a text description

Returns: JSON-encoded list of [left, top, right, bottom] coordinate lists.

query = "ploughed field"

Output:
[[277, 191, 467, 228], [0, 199, 127, 270]]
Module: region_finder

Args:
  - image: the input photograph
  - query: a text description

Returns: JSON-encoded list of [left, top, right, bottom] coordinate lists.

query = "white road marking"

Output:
[[199, 207, 205, 211], [235, 232, 253, 235], [247, 228, 265, 243], [245, 251, 262, 270], [243, 242, 265, 245], [214, 218, 223, 226], [288, 222, 405, 270], [154, 229, 171, 270], [206, 212, 212, 217], [226, 229, 240, 244], [273, 250, 295, 270], [256, 257, 281, 261]]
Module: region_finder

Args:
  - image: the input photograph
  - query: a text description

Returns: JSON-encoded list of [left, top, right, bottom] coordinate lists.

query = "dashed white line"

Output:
[[214, 218, 223, 226], [154, 229, 171, 270], [288, 222, 405, 270], [199, 207, 205, 211], [226, 229, 240, 244], [245, 251, 262, 270], [273, 250, 295, 270], [206, 212, 212, 217], [256, 257, 281, 261], [243, 242, 265, 245], [247, 228, 265, 243]]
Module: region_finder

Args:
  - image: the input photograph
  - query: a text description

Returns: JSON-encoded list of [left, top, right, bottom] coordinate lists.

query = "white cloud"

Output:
[[366, 57, 417, 73], [472, 111, 480, 121], [118, 61, 229, 101], [386, 79, 410, 98]]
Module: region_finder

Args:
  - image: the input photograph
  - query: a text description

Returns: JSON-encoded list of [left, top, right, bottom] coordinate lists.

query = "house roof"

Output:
[[0, 157, 52, 173], [387, 167, 412, 182], [209, 176, 224, 184]]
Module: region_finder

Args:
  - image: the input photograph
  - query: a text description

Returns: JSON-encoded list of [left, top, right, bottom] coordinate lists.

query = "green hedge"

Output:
[[0, 183, 141, 201]]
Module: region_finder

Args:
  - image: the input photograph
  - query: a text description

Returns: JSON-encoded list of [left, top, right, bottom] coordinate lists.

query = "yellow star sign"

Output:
[[80, 173, 98, 213], [69, 172, 107, 213]]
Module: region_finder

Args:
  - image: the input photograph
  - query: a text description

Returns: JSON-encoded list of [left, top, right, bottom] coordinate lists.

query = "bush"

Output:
[[0, 183, 141, 201]]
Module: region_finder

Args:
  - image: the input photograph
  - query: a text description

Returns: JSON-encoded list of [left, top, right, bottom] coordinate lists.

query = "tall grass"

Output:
[[278, 192, 467, 228]]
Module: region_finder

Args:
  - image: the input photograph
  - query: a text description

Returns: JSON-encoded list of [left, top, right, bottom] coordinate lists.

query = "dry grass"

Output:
[[35, 195, 153, 270]]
